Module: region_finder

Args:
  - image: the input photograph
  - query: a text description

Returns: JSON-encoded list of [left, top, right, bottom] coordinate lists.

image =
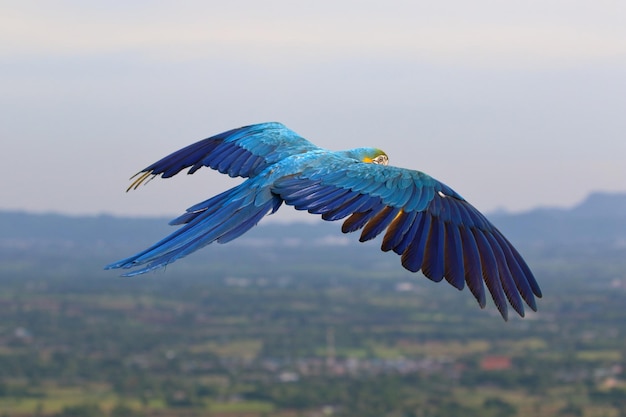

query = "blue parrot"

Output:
[[106, 122, 541, 320]]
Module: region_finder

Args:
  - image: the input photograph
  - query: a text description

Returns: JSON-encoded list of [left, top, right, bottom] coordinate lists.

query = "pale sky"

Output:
[[2, 1, 625, 221]]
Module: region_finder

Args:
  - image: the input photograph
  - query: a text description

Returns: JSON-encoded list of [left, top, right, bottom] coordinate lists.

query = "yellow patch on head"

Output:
[[362, 157, 373, 163]]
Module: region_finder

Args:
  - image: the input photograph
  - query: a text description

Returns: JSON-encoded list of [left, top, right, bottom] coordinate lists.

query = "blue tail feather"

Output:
[[105, 183, 281, 276]]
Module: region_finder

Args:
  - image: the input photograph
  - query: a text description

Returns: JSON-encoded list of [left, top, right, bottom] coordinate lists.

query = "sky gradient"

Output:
[[2, 1, 625, 221]]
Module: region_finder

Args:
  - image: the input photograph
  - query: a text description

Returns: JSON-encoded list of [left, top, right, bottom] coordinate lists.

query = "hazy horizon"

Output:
[[2, 189, 623, 223]]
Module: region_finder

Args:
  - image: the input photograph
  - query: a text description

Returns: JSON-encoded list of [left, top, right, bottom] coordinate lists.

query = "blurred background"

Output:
[[1, 1, 625, 416]]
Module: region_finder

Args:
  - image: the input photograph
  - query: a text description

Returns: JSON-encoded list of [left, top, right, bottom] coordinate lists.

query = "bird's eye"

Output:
[[372, 155, 388, 166]]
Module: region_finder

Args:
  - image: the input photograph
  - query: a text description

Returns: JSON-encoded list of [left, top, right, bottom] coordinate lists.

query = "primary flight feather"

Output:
[[106, 122, 541, 320]]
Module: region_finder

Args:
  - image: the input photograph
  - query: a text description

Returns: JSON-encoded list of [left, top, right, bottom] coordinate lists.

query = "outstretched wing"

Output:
[[272, 157, 541, 320], [128, 122, 320, 190]]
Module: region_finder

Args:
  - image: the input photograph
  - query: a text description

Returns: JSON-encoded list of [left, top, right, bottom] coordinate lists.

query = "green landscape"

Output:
[[0, 192, 625, 416]]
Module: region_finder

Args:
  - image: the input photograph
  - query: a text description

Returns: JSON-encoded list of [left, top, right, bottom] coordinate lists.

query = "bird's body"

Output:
[[106, 122, 541, 320]]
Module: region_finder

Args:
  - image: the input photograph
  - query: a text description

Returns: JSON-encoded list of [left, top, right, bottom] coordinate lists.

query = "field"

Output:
[[1, 246, 625, 417], [1, 209, 625, 416]]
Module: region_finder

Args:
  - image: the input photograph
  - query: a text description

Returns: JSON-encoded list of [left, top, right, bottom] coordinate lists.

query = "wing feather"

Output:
[[128, 122, 319, 190], [381, 210, 417, 252], [400, 213, 431, 272], [422, 217, 445, 282], [491, 232, 540, 310], [341, 203, 387, 233], [360, 206, 402, 242], [321, 194, 374, 221], [485, 233, 525, 317], [443, 222, 465, 290], [459, 227, 486, 308], [392, 211, 424, 255], [472, 228, 508, 319], [274, 158, 539, 320]]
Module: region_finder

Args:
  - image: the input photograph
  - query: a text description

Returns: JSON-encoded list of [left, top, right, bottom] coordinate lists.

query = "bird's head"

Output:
[[341, 148, 389, 166]]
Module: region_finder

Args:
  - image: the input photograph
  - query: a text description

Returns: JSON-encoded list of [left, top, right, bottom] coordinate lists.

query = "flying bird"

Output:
[[106, 122, 541, 320]]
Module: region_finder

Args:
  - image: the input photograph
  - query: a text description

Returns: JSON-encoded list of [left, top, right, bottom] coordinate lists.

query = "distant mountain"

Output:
[[1, 192, 625, 252], [489, 192, 626, 247], [569, 192, 626, 217], [0, 211, 173, 246]]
